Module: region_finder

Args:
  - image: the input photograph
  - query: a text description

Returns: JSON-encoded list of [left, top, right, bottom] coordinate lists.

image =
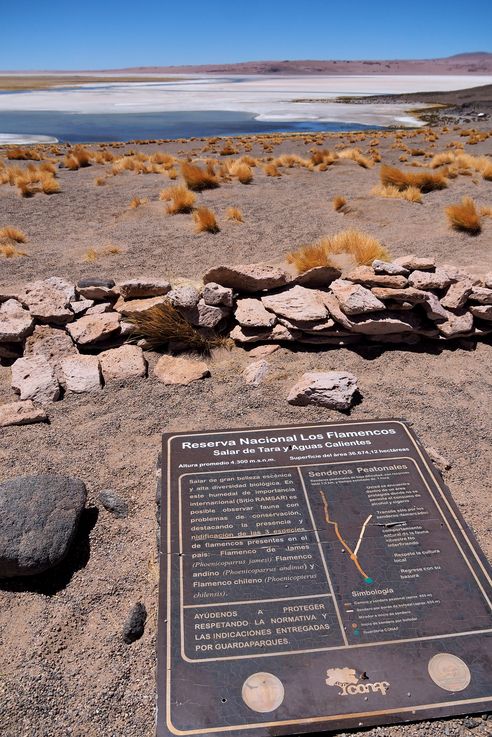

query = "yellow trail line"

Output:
[[319, 490, 371, 581]]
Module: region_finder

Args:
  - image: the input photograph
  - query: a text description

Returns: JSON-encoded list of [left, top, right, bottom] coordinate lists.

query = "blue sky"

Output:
[[1, 0, 491, 70]]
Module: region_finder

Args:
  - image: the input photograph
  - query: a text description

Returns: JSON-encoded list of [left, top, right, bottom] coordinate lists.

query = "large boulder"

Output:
[[0, 299, 34, 342], [61, 355, 102, 393], [261, 285, 328, 322], [203, 263, 289, 292], [11, 355, 60, 403], [0, 475, 87, 577], [287, 371, 358, 410]]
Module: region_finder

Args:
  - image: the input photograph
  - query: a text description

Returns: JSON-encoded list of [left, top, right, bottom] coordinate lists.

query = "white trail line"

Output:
[[353, 514, 373, 557]]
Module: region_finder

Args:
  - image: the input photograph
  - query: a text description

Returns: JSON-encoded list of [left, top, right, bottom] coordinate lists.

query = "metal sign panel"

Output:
[[157, 420, 491, 737]]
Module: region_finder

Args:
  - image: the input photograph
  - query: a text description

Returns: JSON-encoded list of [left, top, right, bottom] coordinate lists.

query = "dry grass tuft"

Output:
[[0, 226, 26, 243], [63, 154, 80, 171], [0, 243, 26, 258], [380, 164, 447, 192], [371, 184, 422, 204], [338, 148, 373, 168], [229, 161, 253, 184], [287, 229, 389, 273], [263, 162, 281, 177], [84, 248, 99, 262], [480, 205, 492, 218], [161, 185, 196, 214], [181, 162, 219, 191], [332, 195, 350, 213], [129, 196, 146, 209], [95, 176, 107, 186], [193, 207, 220, 233], [39, 174, 60, 194], [445, 197, 481, 234], [126, 302, 231, 352], [226, 206, 243, 222]]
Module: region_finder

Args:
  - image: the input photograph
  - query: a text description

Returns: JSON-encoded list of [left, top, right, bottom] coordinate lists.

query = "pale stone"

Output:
[[349, 310, 422, 335], [262, 285, 328, 322], [371, 287, 428, 304], [408, 269, 452, 291], [76, 278, 116, 301], [242, 360, 269, 386], [0, 400, 47, 428], [11, 356, 60, 403], [330, 279, 385, 315], [24, 325, 78, 378], [317, 293, 352, 330], [61, 355, 101, 393], [287, 371, 358, 410], [235, 298, 276, 328], [441, 280, 473, 310], [278, 316, 335, 333], [118, 278, 171, 299], [292, 265, 341, 288], [372, 259, 410, 276], [182, 299, 229, 328], [426, 446, 452, 474], [421, 293, 448, 321], [484, 273, 492, 289], [70, 299, 94, 316], [469, 287, 492, 305], [346, 266, 407, 289], [99, 345, 147, 381], [469, 305, 492, 321], [202, 282, 233, 307], [85, 302, 113, 315], [394, 255, 435, 271], [437, 311, 474, 337], [19, 277, 75, 325], [248, 344, 280, 358], [167, 286, 200, 309], [67, 312, 121, 346], [154, 355, 210, 385], [0, 299, 34, 342], [230, 324, 294, 343], [115, 296, 167, 317], [203, 263, 289, 292]]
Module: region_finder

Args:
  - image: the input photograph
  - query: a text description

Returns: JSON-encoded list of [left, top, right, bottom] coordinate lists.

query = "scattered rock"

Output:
[[70, 299, 94, 316], [67, 312, 121, 346], [154, 355, 210, 384], [85, 302, 113, 315], [19, 277, 75, 325], [115, 295, 167, 317], [426, 446, 452, 474], [0, 475, 87, 577], [0, 299, 34, 342], [287, 371, 358, 411], [202, 282, 233, 307], [242, 360, 269, 386], [349, 310, 422, 335], [24, 325, 78, 375], [330, 279, 386, 315], [77, 277, 115, 289], [248, 344, 280, 358], [0, 400, 48, 428], [469, 287, 492, 305], [11, 355, 60, 403], [235, 298, 276, 328], [61, 355, 102, 393], [123, 602, 147, 644], [483, 273, 492, 289], [292, 265, 341, 288], [372, 259, 410, 276], [98, 489, 128, 518], [99, 345, 147, 381], [230, 323, 294, 343], [469, 304, 492, 321], [118, 278, 171, 299], [371, 287, 428, 304], [76, 278, 116, 301], [438, 310, 474, 337], [421, 293, 448, 321], [318, 293, 353, 330], [262, 285, 328, 322], [394, 255, 435, 271], [408, 269, 452, 291], [204, 263, 289, 292], [167, 286, 200, 309], [182, 299, 230, 328], [441, 280, 473, 310], [346, 266, 407, 289]]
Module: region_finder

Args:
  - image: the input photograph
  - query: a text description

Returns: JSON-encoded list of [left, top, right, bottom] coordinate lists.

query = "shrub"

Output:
[[380, 164, 447, 192], [230, 162, 253, 184], [84, 248, 98, 262], [64, 155, 80, 171], [72, 145, 91, 167], [0, 226, 26, 243], [40, 174, 60, 194], [287, 229, 389, 273], [181, 162, 219, 191], [263, 162, 281, 177], [371, 184, 422, 204], [161, 185, 196, 214], [194, 207, 220, 233], [332, 195, 349, 213], [226, 206, 243, 222], [445, 197, 481, 234], [338, 148, 373, 168], [0, 243, 26, 258], [130, 196, 146, 208]]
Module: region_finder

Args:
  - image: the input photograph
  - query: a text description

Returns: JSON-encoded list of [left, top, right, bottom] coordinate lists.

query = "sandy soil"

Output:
[[0, 125, 491, 737]]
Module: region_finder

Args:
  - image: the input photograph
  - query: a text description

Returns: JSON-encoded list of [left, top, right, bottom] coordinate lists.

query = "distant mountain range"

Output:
[[110, 52, 492, 76]]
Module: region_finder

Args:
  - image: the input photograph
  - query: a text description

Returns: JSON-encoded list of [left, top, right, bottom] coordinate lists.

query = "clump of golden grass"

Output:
[[126, 302, 231, 352], [338, 148, 373, 168], [371, 184, 422, 204], [287, 229, 390, 273], [480, 205, 492, 218], [0, 226, 26, 242], [63, 154, 80, 171], [263, 162, 281, 177], [71, 145, 91, 167], [95, 176, 107, 186], [380, 164, 447, 193], [332, 195, 350, 213], [220, 143, 237, 156], [181, 162, 219, 191], [193, 207, 220, 233], [103, 244, 123, 255], [229, 161, 253, 184], [226, 206, 243, 222], [39, 173, 60, 194], [167, 167, 178, 180], [84, 248, 98, 262], [445, 197, 481, 234], [130, 196, 146, 209], [161, 185, 196, 214], [0, 243, 26, 258]]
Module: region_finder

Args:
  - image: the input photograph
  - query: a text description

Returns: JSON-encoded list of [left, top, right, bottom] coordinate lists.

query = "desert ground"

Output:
[[0, 120, 491, 737]]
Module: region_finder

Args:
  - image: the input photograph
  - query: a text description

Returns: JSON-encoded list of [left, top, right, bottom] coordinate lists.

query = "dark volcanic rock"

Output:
[[77, 278, 115, 289], [0, 475, 87, 578], [123, 602, 147, 644], [98, 489, 128, 518]]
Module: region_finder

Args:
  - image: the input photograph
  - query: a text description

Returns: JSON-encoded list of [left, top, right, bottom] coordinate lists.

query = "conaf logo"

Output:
[[325, 667, 390, 697]]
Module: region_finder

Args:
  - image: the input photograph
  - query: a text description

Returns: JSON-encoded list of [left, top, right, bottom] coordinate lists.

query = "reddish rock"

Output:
[[0, 400, 48, 428], [154, 355, 210, 385], [203, 263, 289, 292]]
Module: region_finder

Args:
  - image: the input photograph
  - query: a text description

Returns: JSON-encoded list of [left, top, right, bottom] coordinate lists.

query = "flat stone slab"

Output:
[[469, 305, 492, 321], [19, 277, 75, 325], [0, 299, 34, 342], [99, 345, 147, 381], [292, 265, 341, 288], [11, 355, 60, 404], [394, 255, 435, 271], [408, 269, 452, 291], [235, 298, 277, 328], [115, 296, 167, 317], [372, 259, 410, 276], [441, 280, 473, 310], [61, 355, 102, 393], [346, 266, 407, 289], [154, 355, 210, 385], [437, 310, 474, 338], [262, 285, 328, 322], [181, 299, 230, 328], [470, 287, 492, 305], [0, 400, 47, 428], [287, 371, 358, 410], [118, 278, 171, 299], [24, 325, 78, 372], [0, 475, 87, 577], [204, 263, 289, 292], [230, 323, 294, 343], [67, 312, 121, 346], [330, 279, 385, 315]]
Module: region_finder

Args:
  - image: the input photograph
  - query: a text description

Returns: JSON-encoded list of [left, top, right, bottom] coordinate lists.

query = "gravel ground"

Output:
[[0, 124, 491, 737]]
